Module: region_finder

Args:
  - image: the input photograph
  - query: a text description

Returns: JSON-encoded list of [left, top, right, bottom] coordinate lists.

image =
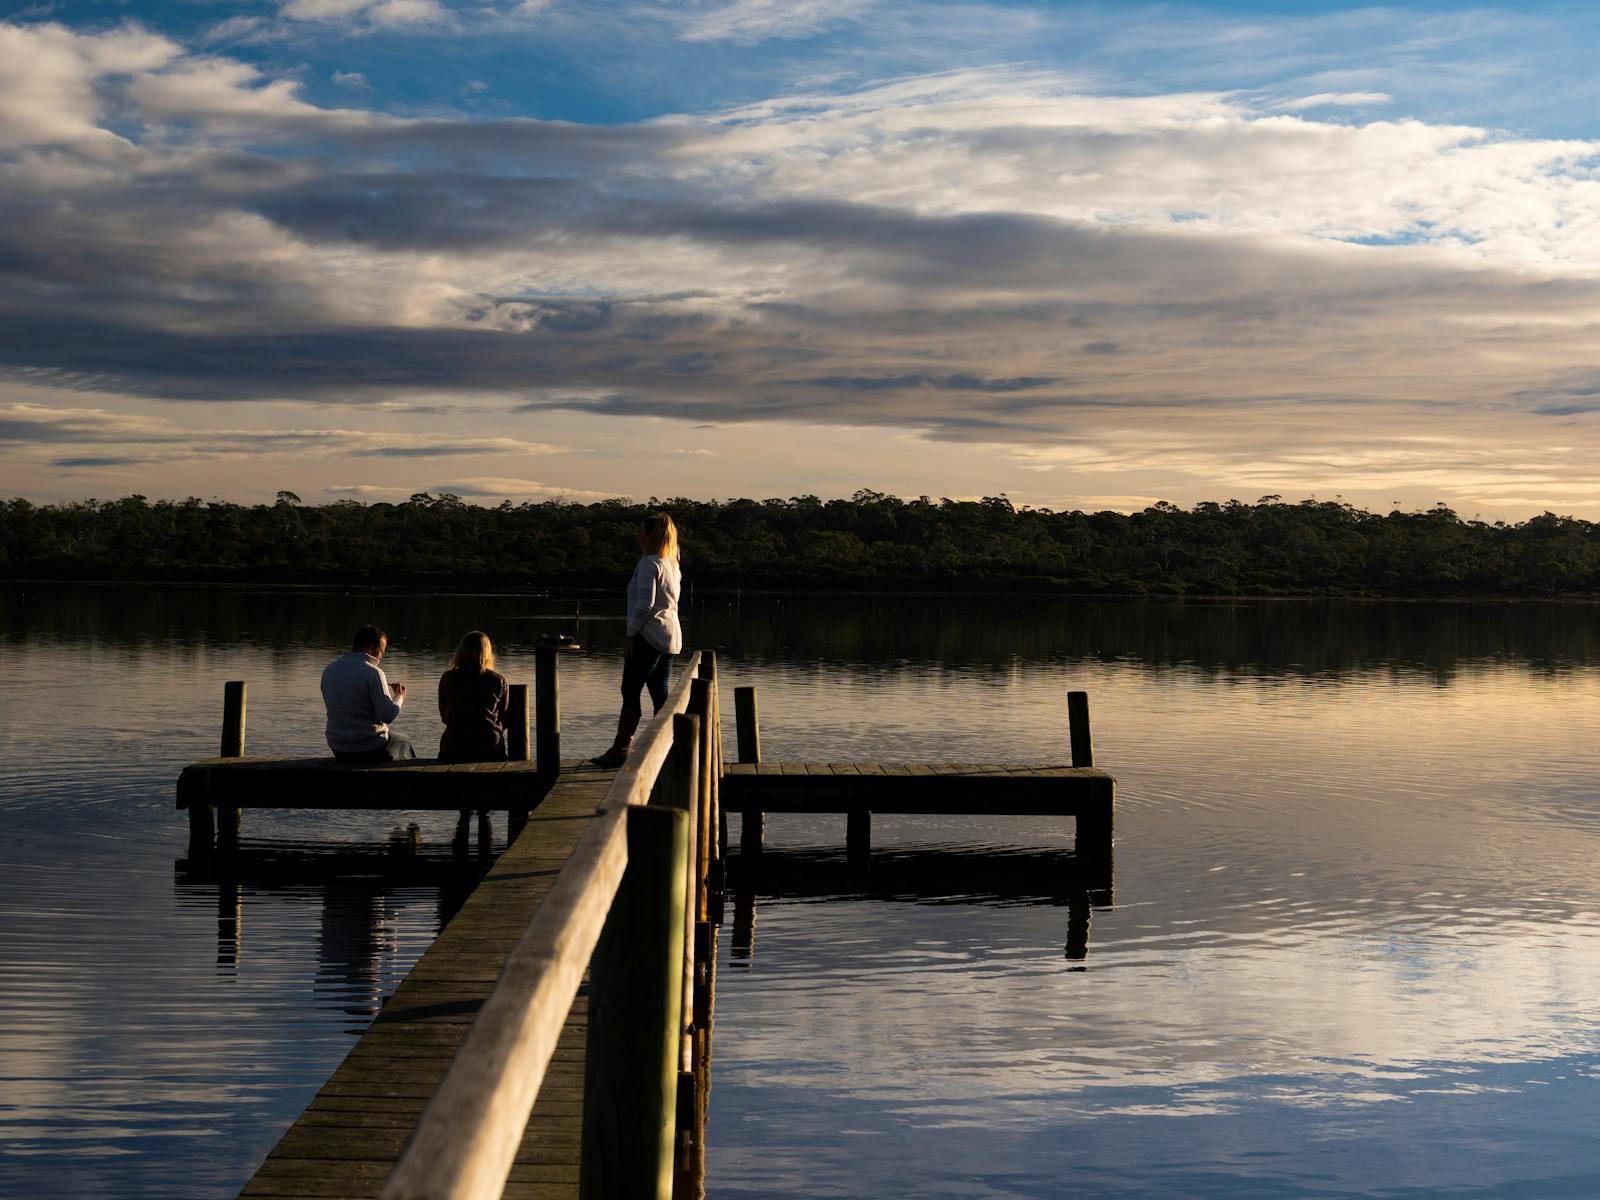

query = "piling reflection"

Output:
[[726, 844, 1113, 966], [177, 844, 488, 1026], [216, 881, 240, 970]]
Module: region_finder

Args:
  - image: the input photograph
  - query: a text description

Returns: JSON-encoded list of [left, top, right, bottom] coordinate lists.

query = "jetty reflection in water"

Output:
[[180, 843, 484, 1027], [727, 845, 1109, 966]]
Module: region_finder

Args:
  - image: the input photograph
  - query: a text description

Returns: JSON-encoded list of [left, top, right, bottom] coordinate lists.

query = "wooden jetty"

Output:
[[177, 652, 1114, 1200], [721, 685, 1114, 879], [185, 648, 725, 1200]]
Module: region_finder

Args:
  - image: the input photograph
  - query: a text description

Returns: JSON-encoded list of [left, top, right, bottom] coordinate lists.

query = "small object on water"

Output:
[[539, 632, 582, 651]]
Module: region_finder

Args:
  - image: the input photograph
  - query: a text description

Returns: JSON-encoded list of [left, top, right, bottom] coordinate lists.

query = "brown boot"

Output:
[[591, 707, 641, 768]]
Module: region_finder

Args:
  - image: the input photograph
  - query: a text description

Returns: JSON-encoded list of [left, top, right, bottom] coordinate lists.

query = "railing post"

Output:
[[216, 681, 245, 853], [507, 683, 531, 839], [659, 714, 700, 1081], [1067, 690, 1094, 768], [536, 646, 560, 798], [581, 803, 688, 1200], [733, 686, 763, 858], [697, 653, 724, 902], [689, 679, 713, 923]]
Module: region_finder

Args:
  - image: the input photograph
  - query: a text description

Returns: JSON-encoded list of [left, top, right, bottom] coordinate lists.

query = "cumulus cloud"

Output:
[[0, 21, 180, 152], [280, 0, 449, 30], [7, 18, 1600, 513]]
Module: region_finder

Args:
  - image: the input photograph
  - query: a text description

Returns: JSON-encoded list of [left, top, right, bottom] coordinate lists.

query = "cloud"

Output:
[[674, 0, 876, 44], [327, 476, 613, 499], [1275, 91, 1393, 111], [349, 436, 567, 457], [200, 15, 279, 46], [10, 20, 1600, 514], [0, 402, 573, 463], [0, 21, 180, 152], [280, 0, 449, 30], [429, 476, 615, 498], [331, 70, 370, 89], [50, 455, 150, 468]]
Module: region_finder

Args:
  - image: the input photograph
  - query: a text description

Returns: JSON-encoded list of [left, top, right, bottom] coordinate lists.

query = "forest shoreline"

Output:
[[10, 492, 1600, 600]]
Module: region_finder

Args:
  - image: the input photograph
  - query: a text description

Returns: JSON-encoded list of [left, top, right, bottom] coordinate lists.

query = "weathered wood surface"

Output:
[[720, 762, 1114, 815], [238, 765, 617, 1200]]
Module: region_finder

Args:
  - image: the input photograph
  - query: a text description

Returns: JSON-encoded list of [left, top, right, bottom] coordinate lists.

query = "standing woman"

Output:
[[438, 630, 511, 762], [593, 513, 683, 768]]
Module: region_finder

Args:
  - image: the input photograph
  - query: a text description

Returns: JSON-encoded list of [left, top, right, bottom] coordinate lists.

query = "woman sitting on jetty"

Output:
[[437, 630, 511, 762], [592, 513, 683, 768]]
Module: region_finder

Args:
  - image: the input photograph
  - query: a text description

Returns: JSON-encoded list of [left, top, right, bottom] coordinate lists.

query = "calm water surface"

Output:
[[3, 587, 1600, 1198]]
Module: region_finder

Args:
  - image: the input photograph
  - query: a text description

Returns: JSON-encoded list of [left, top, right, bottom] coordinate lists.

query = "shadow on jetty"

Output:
[[725, 844, 1111, 965]]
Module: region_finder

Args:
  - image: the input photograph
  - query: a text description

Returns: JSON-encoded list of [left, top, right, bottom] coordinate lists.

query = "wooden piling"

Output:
[[536, 645, 560, 800], [581, 803, 689, 1200], [733, 686, 760, 762], [847, 809, 870, 867], [217, 680, 245, 852], [506, 682, 530, 838], [734, 686, 763, 858], [220, 680, 247, 757], [1068, 690, 1094, 769]]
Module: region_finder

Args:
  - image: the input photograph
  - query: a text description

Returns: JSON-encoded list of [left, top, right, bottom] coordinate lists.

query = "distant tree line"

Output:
[[5, 489, 1600, 596]]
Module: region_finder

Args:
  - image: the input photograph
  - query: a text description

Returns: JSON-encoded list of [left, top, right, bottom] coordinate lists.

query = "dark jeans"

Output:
[[620, 639, 674, 713], [333, 730, 417, 763]]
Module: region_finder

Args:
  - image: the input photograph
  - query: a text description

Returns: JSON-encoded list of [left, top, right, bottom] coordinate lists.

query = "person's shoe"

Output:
[[591, 745, 628, 769]]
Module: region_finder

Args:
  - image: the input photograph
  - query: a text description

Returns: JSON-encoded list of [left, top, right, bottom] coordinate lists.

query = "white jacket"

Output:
[[625, 553, 683, 654]]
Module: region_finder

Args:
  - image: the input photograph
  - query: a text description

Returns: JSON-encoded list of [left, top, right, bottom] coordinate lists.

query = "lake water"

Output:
[[3, 586, 1600, 1198]]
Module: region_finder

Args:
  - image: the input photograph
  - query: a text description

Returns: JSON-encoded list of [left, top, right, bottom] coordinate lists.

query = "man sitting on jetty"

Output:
[[321, 624, 416, 762]]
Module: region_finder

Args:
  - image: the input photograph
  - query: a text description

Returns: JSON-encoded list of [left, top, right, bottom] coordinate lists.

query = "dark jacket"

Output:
[[437, 667, 510, 761]]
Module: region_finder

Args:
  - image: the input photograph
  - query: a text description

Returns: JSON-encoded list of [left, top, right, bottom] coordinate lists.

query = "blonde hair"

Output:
[[450, 630, 495, 674], [640, 512, 679, 562]]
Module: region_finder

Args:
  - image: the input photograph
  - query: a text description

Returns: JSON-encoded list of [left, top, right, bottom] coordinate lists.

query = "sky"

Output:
[[4, 1, 1600, 516]]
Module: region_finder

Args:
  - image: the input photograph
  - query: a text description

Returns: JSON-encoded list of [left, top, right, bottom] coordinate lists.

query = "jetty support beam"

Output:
[[535, 646, 560, 801], [507, 682, 530, 839], [734, 686, 763, 858]]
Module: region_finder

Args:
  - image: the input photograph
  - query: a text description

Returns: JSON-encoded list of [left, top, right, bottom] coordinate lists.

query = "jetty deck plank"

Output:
[[722, 761, 1114, 817], [237, 765, 617, 1200]]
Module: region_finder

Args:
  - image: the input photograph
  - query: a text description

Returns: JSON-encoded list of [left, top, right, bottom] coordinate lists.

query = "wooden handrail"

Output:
[[600, 649, 702, 813], [381, 806, 628, 1200], [381, 648, 706, 1200]]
